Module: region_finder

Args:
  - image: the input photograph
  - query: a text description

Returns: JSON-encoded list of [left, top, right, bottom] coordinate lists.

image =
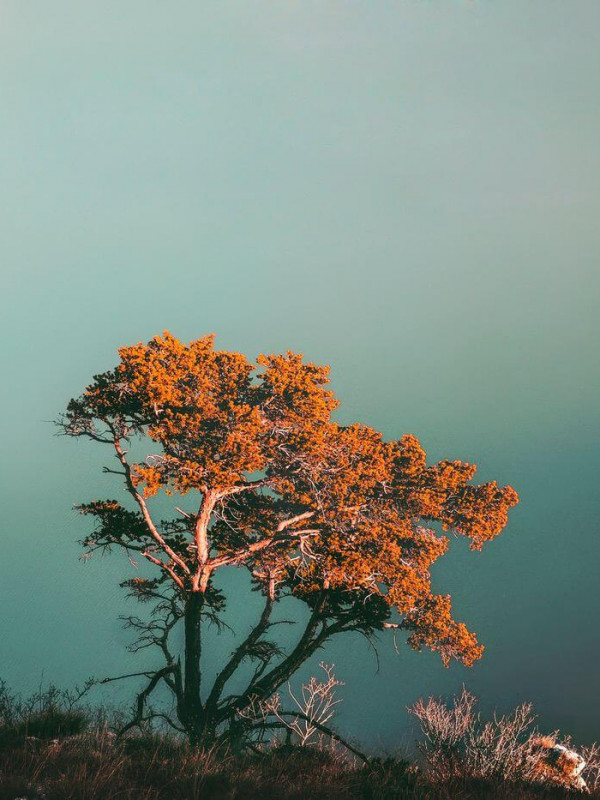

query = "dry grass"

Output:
[[0, 734, 419, 800], [3, 734, 600, 800], [2, 731, 600, 799], [0, 682, 598, 799]]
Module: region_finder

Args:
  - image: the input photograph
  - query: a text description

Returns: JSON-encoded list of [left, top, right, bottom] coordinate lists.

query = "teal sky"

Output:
[[1, 1, 599, 748]]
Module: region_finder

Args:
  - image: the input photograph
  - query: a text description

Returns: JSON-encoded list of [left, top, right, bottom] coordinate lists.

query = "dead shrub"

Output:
[[409, 688, 594, 793]]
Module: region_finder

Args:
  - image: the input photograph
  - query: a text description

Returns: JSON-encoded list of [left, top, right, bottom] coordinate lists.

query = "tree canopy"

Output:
[[61, 332, 518, 745]]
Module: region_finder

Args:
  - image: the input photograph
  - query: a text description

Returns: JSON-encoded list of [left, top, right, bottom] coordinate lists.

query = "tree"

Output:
[[59, 331, 518, 748]]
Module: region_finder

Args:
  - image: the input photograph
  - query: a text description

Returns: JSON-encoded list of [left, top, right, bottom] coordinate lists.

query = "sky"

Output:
[[0, 1, 599, 749]]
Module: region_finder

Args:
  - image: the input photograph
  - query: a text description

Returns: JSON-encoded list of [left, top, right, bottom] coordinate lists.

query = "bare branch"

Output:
[[216, 478, 274, 498], [277, 511, 316, 532], [210, 517, 320, 570], [99, 671, 160, 685], [275, 709, 369, 763], [116, 665, 179, 737], [141, 551, 185, 589], [258, 663, 344, 747]]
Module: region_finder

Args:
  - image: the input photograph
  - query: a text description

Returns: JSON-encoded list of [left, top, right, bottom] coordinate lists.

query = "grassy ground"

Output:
[[0, 683, 596, 799], [0, 732, 597, 800]]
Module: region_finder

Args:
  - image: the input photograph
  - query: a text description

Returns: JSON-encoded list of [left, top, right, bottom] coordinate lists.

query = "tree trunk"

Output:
[[181, 592, 205, 744]]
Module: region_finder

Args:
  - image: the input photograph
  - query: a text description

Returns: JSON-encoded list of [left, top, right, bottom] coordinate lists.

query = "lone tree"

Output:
[[60, 332, 518, 748]]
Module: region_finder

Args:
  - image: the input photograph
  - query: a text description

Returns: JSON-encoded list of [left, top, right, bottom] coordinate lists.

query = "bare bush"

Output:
[[469, 701, 536, 781], [408, 687, 478, 781], [409, 688, 594, 793], [579, 743, 600, 793], [238, 662, 365, 759], [268, 662, 344, 746], [0, 679, 96, 747]]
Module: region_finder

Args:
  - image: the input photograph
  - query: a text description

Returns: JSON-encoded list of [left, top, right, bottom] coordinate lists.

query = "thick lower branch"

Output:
[[219, 593, 331, 722], [205, 590, 274, 716], [249, 593, 329, 697]]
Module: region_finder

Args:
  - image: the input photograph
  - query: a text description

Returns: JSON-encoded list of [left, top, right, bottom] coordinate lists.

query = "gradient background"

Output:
[[1, 1, 599, 750]]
